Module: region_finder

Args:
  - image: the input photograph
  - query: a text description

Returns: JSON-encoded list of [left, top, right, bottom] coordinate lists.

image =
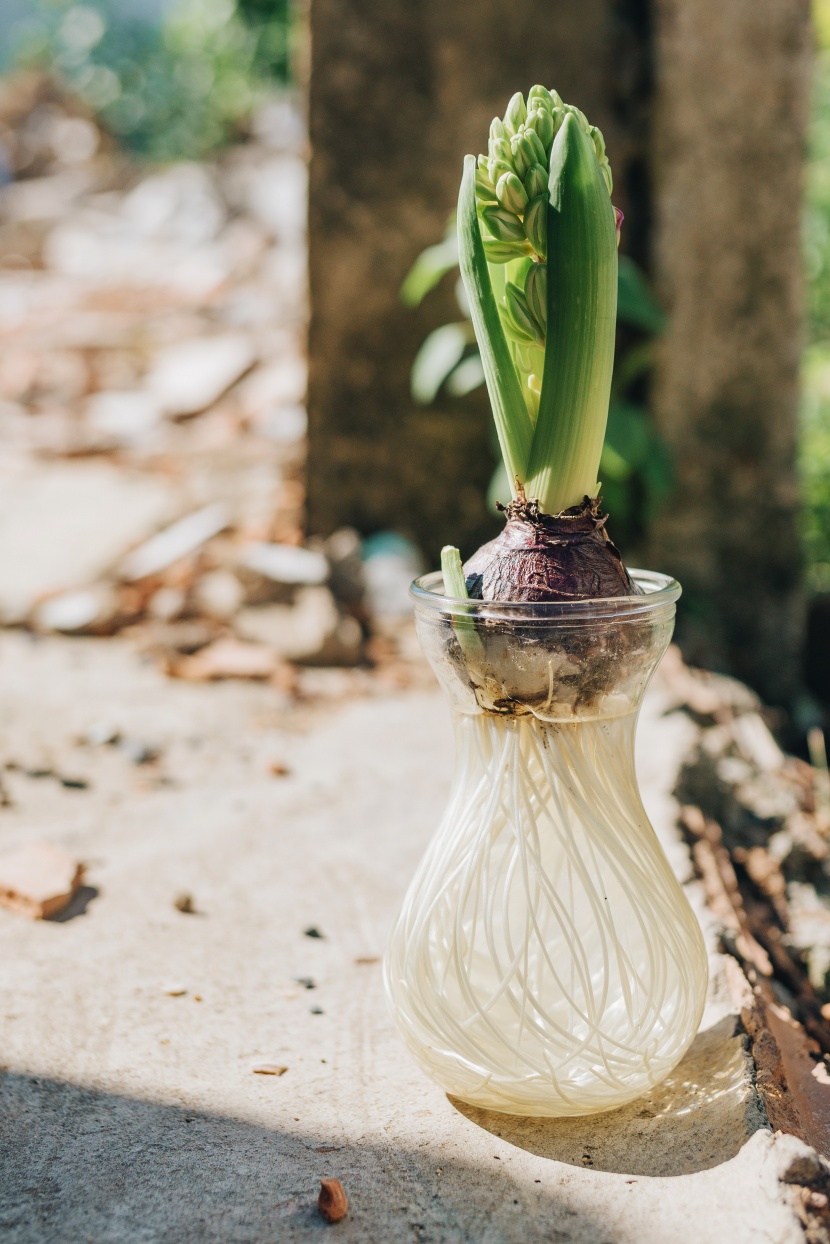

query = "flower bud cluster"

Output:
[[474, 87, 613, 349]]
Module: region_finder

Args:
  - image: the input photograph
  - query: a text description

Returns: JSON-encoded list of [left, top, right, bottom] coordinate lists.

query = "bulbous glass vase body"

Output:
[[384, 571, 708, 1118]]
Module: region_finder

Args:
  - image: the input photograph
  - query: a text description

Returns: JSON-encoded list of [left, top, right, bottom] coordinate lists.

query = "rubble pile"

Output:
[[0, 73, 380, 681], [660, 649, 830, 1062]]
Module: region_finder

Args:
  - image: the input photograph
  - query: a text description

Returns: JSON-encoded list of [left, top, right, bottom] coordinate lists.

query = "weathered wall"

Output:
[[648, 0, 812, 705], [306, 0, 650, 561]]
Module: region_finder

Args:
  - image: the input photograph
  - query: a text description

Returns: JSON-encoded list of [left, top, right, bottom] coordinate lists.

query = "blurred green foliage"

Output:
[[3, 0, 292, 161], [403, 226, 672, 542], [803, 0, 830, 592]]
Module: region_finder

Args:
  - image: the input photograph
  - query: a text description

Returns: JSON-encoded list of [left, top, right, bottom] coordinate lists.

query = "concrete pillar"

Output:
[[648, 0, 811, 705]]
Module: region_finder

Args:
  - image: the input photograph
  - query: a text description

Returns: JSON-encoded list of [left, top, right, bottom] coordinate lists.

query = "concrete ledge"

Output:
[[0, 634, 825, 1242]]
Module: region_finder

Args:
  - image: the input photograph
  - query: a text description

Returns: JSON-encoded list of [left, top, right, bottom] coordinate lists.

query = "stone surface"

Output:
[[0, 840, 83, 919], [172, 636, 282, 681], [145, 335, 257, 418], [238, 541, 329, 587], [84, 390, 163, 447], [120, 504, 230, 582], [32, 584, 119, 634], [0, 631, 821, 1242], [234, 587, 363, 665], [0, 463, 174, 623]]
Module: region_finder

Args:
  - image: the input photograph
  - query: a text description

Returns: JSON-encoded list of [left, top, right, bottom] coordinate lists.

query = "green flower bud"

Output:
[[496, 170, 529, 214], [526, 107, 555, 153], [503, 282, 543, 344], [565, 103, 591, 134], [475, 158, 497, 201], [523, 194, 547, 258], [589, 125, 606, 160], [528, 84, 562, 113], [483, 238, 533, 264], [520, 127, 547, 167], [488, 156, 515, 186], [488, 135, 514, 167], [490, 117, 507, 144], [524, 162, 548, 200], [525, 261, 547, 328], [500, 306, 536, 344], [480, 204, 527, 243], [509, 133, 530, 179], [503, 91, 527, 136], [551, 107, 567, 135]]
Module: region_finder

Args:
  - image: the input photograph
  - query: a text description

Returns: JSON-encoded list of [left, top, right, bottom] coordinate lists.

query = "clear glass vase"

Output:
[[384, 570, 708, 1118]]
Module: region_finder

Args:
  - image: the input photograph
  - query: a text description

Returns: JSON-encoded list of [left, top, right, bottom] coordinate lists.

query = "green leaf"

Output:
[[400, 235, 459, 307], [410, 322, 472, 405], [446, 355, 486, 396], [616, 256, 666, 334], [641, 440, 675, 519], [604, 401, 652, 473], [457, 154, 534, 491], [526, 114, 618, 512]]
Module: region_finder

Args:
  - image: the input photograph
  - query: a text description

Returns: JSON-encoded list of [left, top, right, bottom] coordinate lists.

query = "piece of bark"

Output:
[[0, 841, 83, 919], [318, 1178, 348, 1223]]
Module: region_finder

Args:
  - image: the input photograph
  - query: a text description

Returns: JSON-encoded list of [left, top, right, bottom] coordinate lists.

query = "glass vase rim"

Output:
[[410, 567, 681, 622]]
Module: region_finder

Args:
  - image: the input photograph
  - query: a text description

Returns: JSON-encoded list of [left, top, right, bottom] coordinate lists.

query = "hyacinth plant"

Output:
[[384, 87, 706, 1121], [442, 86, 637, 606]]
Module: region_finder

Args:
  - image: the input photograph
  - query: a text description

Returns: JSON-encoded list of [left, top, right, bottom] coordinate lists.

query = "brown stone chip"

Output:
[[318, 1178, 348, 1223], [172, 637, 281, 681], [0, 841, 84, 919], [251, 1063, 288, 1076]]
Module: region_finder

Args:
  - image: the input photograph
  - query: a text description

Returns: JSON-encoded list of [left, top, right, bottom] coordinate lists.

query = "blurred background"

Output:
[[0, 0, 826, 738]]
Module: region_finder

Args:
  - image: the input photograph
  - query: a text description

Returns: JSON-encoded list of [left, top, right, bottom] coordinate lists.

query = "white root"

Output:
[[385, 709, 708, 1117]]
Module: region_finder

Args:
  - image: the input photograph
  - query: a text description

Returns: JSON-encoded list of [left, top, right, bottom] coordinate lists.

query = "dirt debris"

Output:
[[317, 1178, 348, 1223], [0, 75, 380, 681], [0, 840, 84, 919], [662, 651, 830, 1153]]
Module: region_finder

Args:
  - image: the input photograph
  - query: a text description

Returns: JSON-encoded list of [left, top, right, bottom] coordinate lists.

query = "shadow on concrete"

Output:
[[450, 1016, 767, 1177], [0, 1069, 615, 1244]]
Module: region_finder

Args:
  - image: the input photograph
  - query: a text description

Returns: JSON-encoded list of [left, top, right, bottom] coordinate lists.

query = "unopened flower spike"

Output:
[[455, 85, 637, 604]]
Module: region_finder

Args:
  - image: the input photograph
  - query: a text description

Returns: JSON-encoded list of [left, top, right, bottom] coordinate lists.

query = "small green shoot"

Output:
[[441, 545, 484, 660]]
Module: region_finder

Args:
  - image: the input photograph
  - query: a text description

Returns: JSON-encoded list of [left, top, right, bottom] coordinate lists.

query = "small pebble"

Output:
[[268, 761, 291, 777], [310, 1005, 324, 1015], [251, 1063, 288, 1076], [82, 721, 120, 747], [173, 892, 196, 914], [118, 738, 158, 766], [318, 1178, 348, 1223], [304, 926, 324, 939], [162, 984, 188, 997], [295, 976, 316, 990], [60, 776, 89, 790]]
